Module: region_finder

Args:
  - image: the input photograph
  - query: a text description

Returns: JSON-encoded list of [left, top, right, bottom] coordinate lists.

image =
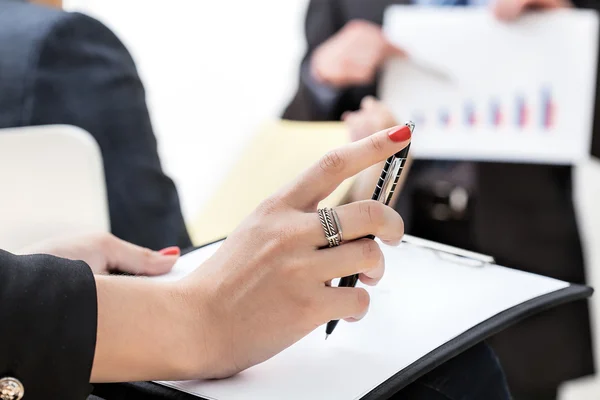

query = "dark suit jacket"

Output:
[[0, 0, 192, 251], [283, 0, 599, 393], [0, 250, 97, 399]]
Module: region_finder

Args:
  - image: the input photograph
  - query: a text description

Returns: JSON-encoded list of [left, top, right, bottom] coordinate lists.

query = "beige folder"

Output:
[[189, 120, 354, 245]]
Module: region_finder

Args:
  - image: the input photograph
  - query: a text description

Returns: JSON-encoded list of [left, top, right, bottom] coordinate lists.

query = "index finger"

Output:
[[284, 123, 412, 210]]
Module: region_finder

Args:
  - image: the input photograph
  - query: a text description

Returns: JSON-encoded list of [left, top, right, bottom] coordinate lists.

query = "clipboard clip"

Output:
[[400, 234, 495, 267]]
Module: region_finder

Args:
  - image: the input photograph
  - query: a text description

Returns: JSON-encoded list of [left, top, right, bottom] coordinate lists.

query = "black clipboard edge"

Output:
[[362, 284, 594, 400]]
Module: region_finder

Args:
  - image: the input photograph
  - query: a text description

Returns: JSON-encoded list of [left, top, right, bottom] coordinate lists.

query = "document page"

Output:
[[153, 239, 568, 400]]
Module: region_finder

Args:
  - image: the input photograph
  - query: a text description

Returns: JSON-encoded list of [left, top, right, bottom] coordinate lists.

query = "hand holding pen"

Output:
[[325, 121, 414, 339]]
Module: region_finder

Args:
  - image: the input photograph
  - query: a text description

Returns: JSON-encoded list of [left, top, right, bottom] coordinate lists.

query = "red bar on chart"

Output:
[[464, 101, 476, 127], [489, 98, 502, 127], [515, 94, 528, 128], [439, 108, 451, 128], [541, 87, 554, 130]]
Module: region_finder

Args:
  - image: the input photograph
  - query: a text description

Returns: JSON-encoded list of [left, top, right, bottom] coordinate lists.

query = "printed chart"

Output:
[[410, 86, 555, 131], [380, 8, 598, 164]]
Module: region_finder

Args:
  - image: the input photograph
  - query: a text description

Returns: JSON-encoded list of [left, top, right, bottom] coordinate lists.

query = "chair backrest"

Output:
[[0, 125, 110, 252]]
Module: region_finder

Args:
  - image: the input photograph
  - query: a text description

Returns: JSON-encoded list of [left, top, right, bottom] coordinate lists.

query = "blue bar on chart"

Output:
[[540, 86, 554, 130]]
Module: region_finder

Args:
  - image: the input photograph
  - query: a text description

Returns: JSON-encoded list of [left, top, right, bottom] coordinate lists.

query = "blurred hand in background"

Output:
[[311, 20, 404, 88], [343, 96, 399, 142], [493, 0, 572, 20]]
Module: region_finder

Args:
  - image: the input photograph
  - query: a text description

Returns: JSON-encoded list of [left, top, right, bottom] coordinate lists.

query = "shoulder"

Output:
[[0, 2, 135, 126], [0, 2, 122, 62], [0, 1, 134, 73], [37, 9, 135, 70]]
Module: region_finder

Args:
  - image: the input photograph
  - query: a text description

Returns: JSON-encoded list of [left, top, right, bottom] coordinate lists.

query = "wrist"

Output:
[[165, 281, 220, 380], [92, 276, 215, 382]]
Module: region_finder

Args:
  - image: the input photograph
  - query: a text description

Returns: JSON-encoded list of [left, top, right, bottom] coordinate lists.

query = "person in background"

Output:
[[283, 0, 598, 399], [1, 129, 512, 400], [0, 0, 192, 250]]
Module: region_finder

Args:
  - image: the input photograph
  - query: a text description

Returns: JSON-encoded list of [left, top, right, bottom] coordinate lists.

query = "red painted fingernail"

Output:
[[388, 125, 411, 142], [159, 246, 180, 256]]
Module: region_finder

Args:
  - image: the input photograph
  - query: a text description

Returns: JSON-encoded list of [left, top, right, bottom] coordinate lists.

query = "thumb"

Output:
[[384, 40, 406, 58], [103, 236, 180, 276]]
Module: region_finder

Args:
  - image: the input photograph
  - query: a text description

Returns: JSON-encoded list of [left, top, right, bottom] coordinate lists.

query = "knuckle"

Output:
[[361, 240, 382, 265], [270, 222, 298, 248], [359, 201, 385, 227], [397, 215, 406, 237], [256, 196, 282, 217], [286, 258, 304, 278], [141, 247, 155, 260], [355, 288, 371, 313], [295, 291, 320, 319], [319, 150, 346, 175], [95, 232, 116, 252], [339, 57, 353, 72], [361, 95, 376, 109], [368, 134, 385, 152]]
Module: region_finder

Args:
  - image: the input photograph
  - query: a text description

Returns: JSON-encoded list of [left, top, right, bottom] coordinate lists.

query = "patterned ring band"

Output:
[[318, 207, 342, 247]]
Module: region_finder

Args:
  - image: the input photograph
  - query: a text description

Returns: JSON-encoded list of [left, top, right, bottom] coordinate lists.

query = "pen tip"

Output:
[[405, 121, 415, 133], [325, 334, 330, 340]]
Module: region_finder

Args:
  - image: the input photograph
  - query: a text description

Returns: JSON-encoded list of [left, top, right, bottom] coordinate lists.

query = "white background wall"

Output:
[[64, 0, 310, 222], [62, 1, 600, 397]]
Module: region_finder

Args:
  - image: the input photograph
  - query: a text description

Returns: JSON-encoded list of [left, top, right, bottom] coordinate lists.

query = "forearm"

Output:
[[91, 276, 207, 382]]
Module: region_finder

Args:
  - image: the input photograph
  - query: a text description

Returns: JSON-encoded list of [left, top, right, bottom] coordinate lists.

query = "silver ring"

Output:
[[330, 208, 343, 243], [325, 208, 341, 246], [318, 208, 342, 247]]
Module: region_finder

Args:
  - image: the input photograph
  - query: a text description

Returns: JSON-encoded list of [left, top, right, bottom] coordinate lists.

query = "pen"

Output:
[[325, 121, 414, 339]]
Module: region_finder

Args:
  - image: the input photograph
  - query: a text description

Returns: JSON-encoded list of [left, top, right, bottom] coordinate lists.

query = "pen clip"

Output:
[[378, 155, 402, 204], [400, 234, 495, 267]]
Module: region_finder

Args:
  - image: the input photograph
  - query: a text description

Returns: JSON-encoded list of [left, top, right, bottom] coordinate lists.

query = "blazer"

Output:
[[0, 250, 97, 399], [283, 0, 599, 394], [0, 0, 192, 251]]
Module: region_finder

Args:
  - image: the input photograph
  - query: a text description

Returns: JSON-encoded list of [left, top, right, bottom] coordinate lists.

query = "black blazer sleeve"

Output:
[[24, 11, 191, 250], [281, 0, 348, 121], [0, 250, 97, 400]]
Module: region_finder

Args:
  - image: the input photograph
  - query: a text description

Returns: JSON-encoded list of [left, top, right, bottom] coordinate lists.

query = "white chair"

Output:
[[0, 125, 110, 253]]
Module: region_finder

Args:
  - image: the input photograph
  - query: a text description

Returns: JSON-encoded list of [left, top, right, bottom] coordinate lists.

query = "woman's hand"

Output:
[[311, 20, 404, 88], [89, 125, 411, 384], [179, 124, 411, 379], [492, 0, 571, 20], [19, 233, 180, 275]]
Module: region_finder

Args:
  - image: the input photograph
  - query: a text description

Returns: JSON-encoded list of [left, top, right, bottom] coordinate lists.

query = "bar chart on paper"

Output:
[[410, 87, 556, 131], [380, 8, 599, 164]]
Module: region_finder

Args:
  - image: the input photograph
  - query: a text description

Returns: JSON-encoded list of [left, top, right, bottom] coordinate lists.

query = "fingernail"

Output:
[[159, 246, 180, 256], [388, 125, 411, 142]]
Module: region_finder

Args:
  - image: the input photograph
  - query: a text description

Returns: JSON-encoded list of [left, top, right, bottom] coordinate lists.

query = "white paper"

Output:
[[152, 238, 568, 400], [379, 8, 599, 164]]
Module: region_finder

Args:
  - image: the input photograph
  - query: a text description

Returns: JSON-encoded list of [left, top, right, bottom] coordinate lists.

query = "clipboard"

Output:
[[143, 236, 594, 400]]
